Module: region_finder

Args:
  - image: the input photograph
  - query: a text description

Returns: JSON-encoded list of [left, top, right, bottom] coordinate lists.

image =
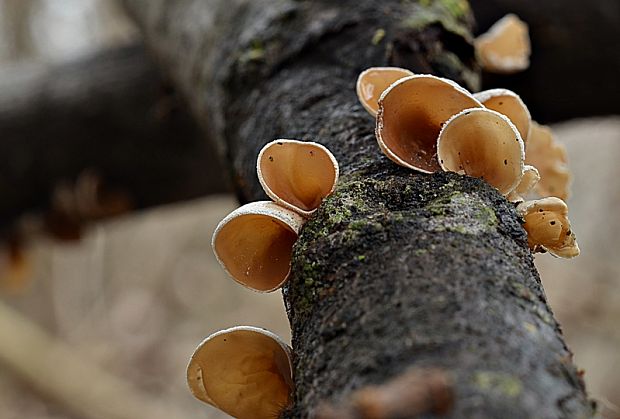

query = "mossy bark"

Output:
[[123, 0, 594, 417]]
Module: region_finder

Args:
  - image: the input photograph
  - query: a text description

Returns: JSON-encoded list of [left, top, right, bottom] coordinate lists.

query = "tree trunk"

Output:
[[122, 1, 594, 417], [0, 43, 228, 235]]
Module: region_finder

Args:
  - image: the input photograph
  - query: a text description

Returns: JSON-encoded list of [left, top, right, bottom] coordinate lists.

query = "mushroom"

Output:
[[525, 122, 571, 201], [437, 108, 525, 195], [517, 197, 579, 258], [474, 14, 531, 74], [257, 139, 339, 217], [212, 201, 304, 292], [474, 88, 531, 143], [376, 75, 483, 173], [356, 67, 414, 116], [187, 326, 293, 419], [508, 165, 540, 203]]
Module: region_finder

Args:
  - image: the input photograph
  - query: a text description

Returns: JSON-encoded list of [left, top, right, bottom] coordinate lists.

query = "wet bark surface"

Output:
[[123, 1, 594, 417]]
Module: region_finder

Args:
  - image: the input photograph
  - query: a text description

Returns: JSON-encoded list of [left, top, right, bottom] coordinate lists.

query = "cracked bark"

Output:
[[122, 1, 594, 417]]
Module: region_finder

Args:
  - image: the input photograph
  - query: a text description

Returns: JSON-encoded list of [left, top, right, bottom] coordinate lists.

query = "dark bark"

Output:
[[470, 0, 620, 122], [122, 1, 594, 417], [0, 43, 228, 235]]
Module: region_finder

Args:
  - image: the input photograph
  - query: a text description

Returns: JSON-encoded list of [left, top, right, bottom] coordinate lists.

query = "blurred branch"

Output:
[[470, 0, 620, 122], [0, 42, 229, 236], [0, 300, 187, 419], [0, 0, 37, 61]]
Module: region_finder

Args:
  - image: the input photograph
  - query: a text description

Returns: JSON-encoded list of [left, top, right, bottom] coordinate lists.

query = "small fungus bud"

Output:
[[474, 88, 531, 143], [187, 326, 293, 419], [356, 67, 414, 116], [257, 139, 339, 217], [212, 201, 304, 292], [437, 108, 525, 195], [525, 122, 571, 201], [376, 75, 482, 173], [517, 197, 579, 258], [508, 165, 540, 203], [474, 13, 531, 74]]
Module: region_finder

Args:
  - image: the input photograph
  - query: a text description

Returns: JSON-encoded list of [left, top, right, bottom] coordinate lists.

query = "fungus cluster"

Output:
[[357, 67, 578, 259], [213, 139, 339, 292], [188, 139, 339, 418]]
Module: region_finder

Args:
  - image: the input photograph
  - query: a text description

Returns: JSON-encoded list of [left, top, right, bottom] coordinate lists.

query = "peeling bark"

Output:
[[122, 1, 594, 417]]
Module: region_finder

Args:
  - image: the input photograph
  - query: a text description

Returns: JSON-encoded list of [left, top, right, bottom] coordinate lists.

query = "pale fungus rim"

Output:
[[211, 201, 304, 293], [376, 74, 483, 173], [356, 67, 415, 116], [186, 325, 294, 413], [437, 107, 525, 195], [508, 164, 540, 203], [474, 88, 532, 141], [256, 139, 340, 217]]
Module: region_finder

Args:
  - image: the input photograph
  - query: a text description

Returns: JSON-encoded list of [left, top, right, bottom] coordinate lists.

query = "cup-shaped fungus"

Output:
[[376, 75, 482, 173], [187, 326, 293, 419], [437, 108, 525, 195], [517, 197, 579, 258], [474, 88, 531, 143], [474, 14, 531, 74], [212, 201, 304, 292], [525, 122, 571, 201], [508, 165, 540, 203], [474, 13, 531, 74], [356, 67, 414, 116], [257, 140, 339, 217]]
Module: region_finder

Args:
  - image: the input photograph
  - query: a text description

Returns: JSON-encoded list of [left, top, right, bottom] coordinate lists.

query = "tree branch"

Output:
[[0, 43, 229, 235], [122, 1, 594, 416]]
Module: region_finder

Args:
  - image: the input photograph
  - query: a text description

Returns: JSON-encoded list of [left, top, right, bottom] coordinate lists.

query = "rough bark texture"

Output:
[[123, 1, 594, 417], [0, 43, 228, 235], [470, 0, 620, 122]]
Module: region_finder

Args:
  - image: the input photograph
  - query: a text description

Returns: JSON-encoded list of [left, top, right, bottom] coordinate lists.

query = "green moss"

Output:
[[474, 371, 523, 398], [350, 220, 367, 230], [238, 39, 265, 64], [401, 1, 471, 40], [357, 255, 366, 262], [371, 28, 386, 45], [523, 322, 537, 335], [425, 192, 498, 235], [439, 0, 470, 19], [534, 306, 554, 326]]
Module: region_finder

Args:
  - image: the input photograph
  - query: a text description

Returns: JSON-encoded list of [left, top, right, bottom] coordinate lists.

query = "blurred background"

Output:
[[0, 1, 618, 418]]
